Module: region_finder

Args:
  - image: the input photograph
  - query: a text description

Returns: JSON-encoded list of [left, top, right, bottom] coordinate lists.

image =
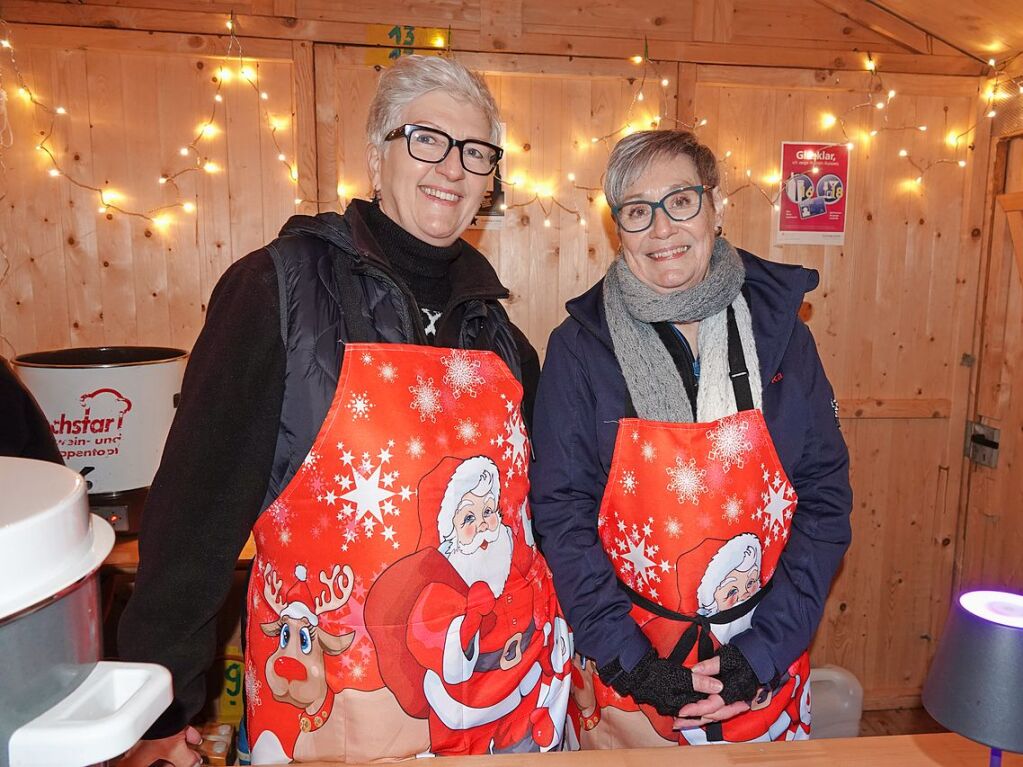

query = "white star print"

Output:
[[622, 537, 656, 583], [339, 464, 396, 525]]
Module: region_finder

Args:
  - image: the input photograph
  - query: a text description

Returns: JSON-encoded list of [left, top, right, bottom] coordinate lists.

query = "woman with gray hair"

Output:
[[530, 130, 852, 748], [118, 55, 572, 765]]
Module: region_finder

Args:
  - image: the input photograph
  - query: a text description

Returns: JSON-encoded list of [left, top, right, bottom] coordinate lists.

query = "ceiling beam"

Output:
[[814, 0, 934, 54], [0, 0, 987, 76]]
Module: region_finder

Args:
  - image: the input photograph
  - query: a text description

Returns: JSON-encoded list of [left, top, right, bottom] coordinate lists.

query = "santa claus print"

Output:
[[365, 455, 571, 755]]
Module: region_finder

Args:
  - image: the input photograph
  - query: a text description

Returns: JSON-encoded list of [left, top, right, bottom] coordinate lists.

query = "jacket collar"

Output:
[[277, 199, 510, 306], [565, 249, 819, 380]]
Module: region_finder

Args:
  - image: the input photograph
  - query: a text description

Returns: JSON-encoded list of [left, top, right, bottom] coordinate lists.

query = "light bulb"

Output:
[[898, 149, 908, 157], [661, 78, 669, 86], [183, 202, 196, 213], [48, 169, 61, 177], [631, 55, 643, 64], [55, 106, 67, 115], [180, 147, 190, 156]]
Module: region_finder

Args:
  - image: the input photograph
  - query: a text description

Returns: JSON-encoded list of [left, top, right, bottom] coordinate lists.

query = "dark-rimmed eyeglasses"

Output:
[[612, 185, 714, 233], [384, 124, 503, 176]]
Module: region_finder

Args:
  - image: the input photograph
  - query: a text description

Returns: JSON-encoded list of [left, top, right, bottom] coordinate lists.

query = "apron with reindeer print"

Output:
[[245, 343, 574, 764]]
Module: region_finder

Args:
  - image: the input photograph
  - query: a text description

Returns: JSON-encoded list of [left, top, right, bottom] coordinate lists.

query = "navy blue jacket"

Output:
[[529, 250, 852, 685]]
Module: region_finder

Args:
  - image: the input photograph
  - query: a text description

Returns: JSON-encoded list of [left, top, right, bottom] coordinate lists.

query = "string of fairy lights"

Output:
[[2, 19, 1022, 239], [0, 13, 304, 230]]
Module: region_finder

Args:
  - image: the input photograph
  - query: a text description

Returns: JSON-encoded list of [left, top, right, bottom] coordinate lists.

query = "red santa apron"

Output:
[[244, 343, 573, 763], [576, 312, 810, 749]]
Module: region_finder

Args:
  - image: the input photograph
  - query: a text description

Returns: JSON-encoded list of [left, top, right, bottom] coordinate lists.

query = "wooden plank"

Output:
[[121, 52, 172, 346], [480, 0, 522, 52], [692, 0, 733, 43], [520, 0, 694, 42], [292, 40, 318, 215], [8, 20, 295, 60], [813, 0, 936, 54], [2, 3, 984, 75], [696, 66, 980, 97], [1006, 212, 1023, 281], [996, 191, 1023, 212], [298, 0, 480, 29]]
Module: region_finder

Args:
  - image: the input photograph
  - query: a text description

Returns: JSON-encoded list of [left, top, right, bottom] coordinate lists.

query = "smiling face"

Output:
[[367, 90, 494, 246], [617, 153, 723, 294]]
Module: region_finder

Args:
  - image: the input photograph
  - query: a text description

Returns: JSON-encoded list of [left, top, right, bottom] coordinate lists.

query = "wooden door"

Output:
[[957, 136, 1023, 592]]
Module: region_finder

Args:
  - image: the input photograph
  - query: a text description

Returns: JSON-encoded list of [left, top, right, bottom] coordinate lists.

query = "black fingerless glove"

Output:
[[598, 648, 706, 716], [717, 644, 760, 705]]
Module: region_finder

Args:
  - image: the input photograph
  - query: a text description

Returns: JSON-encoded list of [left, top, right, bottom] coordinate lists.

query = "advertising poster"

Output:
[[777, 142, 848, 246]]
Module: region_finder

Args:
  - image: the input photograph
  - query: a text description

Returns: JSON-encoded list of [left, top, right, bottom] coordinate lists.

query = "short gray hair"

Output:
[[604, 130, 721, 211], [366, 55, 501, 149]]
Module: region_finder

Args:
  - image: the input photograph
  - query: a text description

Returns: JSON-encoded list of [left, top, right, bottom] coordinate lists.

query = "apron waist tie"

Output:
[[617, 580, 773, 743]]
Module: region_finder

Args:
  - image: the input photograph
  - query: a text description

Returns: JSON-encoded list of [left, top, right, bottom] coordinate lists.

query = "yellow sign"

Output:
[[364, 25, 449, 67]]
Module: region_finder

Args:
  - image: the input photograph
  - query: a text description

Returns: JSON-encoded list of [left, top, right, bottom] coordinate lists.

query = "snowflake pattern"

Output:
[[706, 416, 753, 472], [641, 441, 657, 462], [721, 495, 743, 524], [303, 450, 320, 468], [665, 516, 683, 538], [406, 436, 425, 458], [620, 470, 638, 495], [441, 349, 485, 398], [409, 376, 442, 422], [347, 391, 374, 421], [666, 455, 708, 505], [455, 418, 480, 444], [378, 362, 398, 382], [245, 667, 263, 708]]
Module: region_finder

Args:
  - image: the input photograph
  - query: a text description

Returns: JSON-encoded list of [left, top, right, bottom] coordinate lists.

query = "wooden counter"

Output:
[[285, 734, 1020, 767], [102, 534, 256, 572]]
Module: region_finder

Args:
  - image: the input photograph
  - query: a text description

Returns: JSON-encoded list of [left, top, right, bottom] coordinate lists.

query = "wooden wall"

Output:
[[0, 0, 1012, 712], [0, 26, 315, 355]]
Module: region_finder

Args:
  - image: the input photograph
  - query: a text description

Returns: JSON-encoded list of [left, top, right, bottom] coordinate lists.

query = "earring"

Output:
[[715, 224, 723, 236]]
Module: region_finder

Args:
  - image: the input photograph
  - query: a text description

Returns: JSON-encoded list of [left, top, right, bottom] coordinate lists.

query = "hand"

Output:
[[674, 656, 750, 728], [115, 726, 203, 767]]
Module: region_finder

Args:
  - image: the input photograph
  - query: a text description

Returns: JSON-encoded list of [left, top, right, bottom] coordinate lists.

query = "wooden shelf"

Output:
[[103, 534, 256, 573]]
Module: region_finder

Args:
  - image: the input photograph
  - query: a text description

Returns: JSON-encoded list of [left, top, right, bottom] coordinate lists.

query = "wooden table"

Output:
[[285, 734, 1020, 767], [102, 534, 256, 572]]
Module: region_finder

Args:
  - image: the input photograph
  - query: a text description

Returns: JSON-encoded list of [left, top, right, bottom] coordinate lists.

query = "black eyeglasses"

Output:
[[612, 185, 714, 233], [384, 124, 503, 176]]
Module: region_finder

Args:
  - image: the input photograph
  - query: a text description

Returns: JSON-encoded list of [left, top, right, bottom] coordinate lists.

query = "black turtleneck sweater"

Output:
[[365, 203, 461, 341]]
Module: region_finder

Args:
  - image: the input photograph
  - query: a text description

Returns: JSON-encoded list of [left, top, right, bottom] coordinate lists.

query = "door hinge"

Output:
[[965, 420, 1000, 468]]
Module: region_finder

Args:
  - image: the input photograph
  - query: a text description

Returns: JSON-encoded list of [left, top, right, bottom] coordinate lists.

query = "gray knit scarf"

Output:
[[602, 236, 763, 423]]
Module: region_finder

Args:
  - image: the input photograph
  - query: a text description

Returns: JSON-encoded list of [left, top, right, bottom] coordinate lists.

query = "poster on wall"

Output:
[[776, 142, 848, 246]]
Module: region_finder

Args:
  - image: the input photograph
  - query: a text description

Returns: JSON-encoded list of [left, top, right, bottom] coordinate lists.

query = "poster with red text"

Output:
[[776, 142, 848, 246]]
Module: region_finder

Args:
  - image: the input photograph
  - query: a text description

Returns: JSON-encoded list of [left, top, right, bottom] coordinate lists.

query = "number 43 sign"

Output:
[[364, 24, 450, 66]]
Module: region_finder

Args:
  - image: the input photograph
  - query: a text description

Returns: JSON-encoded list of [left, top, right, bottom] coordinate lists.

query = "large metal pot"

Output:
[[13, 347, 187, 533], [0, 458, 171, 767]]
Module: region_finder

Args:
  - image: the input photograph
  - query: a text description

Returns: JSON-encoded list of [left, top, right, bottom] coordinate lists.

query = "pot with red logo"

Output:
[[12, 347, 187, 533]]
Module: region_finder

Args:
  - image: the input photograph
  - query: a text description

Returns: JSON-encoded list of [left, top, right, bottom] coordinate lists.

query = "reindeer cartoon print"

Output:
[[260, 562, 356, 735]]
